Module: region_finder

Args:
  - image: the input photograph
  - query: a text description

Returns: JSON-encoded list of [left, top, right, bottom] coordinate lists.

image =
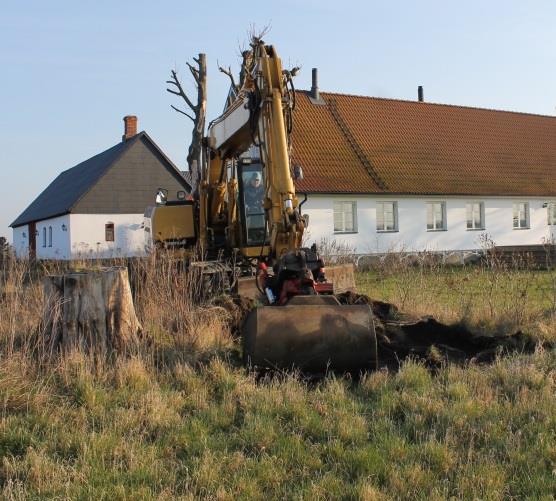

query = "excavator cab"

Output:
[[237, 160, 267, 248]]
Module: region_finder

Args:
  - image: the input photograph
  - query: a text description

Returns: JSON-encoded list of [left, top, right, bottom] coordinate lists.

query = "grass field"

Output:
[[1, 256, 556, 500], [358, 262, 556, 338]]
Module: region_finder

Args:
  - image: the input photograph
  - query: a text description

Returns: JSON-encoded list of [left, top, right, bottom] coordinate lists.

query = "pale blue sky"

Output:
[[2, 0, 556, 238]]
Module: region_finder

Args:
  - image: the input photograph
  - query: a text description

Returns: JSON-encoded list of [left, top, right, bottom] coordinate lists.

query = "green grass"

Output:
[[2, 352, 556, 500], [357, 267, 556, 337], [358, 267, 556, 310], [1, 260, 556, 499]]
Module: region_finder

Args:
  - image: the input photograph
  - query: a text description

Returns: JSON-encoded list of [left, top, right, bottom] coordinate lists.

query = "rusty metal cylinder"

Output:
[[242, 303, 377, 372]]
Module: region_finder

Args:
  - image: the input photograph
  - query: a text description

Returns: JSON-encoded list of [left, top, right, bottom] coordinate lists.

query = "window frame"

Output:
[[42, 227, 47, 247], [48, 226, 52, 247], [426, 201, 447, 231], [376, 201, 398, 232], [466, 201, 485, 230], [333, 201, 358, 234], [512, 202, 530, 229], [548, 202, 556, 226], [105, 222, 115, 242]]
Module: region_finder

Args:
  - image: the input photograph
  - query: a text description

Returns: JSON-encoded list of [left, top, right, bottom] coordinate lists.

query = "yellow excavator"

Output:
[[146, 38, 377, 372]]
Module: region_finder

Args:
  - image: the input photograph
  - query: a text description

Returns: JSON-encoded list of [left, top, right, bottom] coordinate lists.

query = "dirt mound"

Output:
[[337, 291, 549, 369]]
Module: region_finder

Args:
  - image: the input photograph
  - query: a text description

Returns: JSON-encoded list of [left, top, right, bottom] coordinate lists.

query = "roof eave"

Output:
[[301, 190, 556, 197], [10, 210, 71, 229]]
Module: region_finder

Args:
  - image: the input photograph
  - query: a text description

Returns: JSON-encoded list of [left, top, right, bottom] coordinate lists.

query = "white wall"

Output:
[[302, 195, 556, 254], [12, 224, 29, 258], [12, 215, 72, 259], [36, 215, 71, 259], [69, 213, 146, 259]]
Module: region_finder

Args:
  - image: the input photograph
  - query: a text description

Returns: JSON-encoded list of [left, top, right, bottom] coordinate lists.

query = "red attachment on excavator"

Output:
[[314, 282, 334, 294]]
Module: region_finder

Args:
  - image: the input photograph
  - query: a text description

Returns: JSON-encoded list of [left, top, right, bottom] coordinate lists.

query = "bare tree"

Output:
[[166, 54, 206, 193], [217, 61, 239, 94], [248, 23, 271, 43], [218, 26, 270, 97]]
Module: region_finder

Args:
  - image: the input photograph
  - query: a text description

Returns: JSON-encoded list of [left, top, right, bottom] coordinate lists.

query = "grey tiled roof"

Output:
[[11, 132, 190, 227]]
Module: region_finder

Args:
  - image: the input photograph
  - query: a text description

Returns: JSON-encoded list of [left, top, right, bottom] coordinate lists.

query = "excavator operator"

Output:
[[244, 172, 264, 213]]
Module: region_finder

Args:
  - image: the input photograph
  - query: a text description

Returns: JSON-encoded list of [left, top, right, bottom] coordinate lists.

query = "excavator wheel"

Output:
[[242, 295, 377, 373]]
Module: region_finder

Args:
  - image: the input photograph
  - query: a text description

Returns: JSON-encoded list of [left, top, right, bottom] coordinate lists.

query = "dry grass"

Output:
[[1, 252, 556, 499]]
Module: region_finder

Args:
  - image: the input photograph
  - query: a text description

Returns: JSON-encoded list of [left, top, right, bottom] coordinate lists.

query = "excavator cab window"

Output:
[[238, 162, 267, 246]]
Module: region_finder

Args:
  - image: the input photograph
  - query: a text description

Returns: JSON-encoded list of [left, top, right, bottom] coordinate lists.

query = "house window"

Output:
[[42, 227, 47, 247], [376, 202, 398, 232], [513, 202, 529, 229], [333, 201, 357, 233], [466, 202, 484, 230], [48, 226, 52, 247], [548, 203, 556, 225], [105, 222, 115, 242], [426, 202, 446, 231]]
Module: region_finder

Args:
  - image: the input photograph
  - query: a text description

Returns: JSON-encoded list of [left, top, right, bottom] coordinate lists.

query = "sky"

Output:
[[2, 0, 556, 239]]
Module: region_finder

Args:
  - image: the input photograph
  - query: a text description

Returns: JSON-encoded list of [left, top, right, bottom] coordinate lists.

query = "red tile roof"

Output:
[[291, 91, 556, 196]]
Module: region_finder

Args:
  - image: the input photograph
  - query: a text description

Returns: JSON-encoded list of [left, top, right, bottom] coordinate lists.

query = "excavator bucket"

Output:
[[242, 295, 377, 373]]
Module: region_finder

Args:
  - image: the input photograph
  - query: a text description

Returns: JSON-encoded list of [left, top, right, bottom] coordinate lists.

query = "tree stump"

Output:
[[42, 267, 141, 355]]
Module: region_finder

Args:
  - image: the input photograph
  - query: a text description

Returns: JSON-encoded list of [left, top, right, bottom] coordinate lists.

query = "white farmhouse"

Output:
[[11, 116, 191, 259], [291, 79, 556, 254]]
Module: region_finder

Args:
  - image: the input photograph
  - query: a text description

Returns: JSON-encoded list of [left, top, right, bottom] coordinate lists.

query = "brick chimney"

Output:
[[122, 115, 138, 141]]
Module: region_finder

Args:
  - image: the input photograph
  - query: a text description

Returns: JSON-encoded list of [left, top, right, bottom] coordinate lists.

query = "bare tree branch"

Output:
[[217, 61, 238, 91], [248, 23, 271, 44], [186, 62, 200, 83], [170, 105, 195, 122], [239, 49, 253, 88], [166, 70, 197, 111]]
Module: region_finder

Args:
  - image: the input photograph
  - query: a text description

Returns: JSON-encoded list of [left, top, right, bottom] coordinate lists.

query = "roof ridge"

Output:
[[58, 133, 139, 176], [325, 97, 388, 191], [297, 89, 556, 120]]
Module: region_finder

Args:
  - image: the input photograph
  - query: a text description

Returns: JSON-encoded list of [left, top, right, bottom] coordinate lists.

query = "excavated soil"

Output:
[[336, 291, 550, 370]]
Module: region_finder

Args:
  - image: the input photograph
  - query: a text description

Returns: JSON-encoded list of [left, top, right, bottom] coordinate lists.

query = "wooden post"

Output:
[[42, 267, 141, 355]]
